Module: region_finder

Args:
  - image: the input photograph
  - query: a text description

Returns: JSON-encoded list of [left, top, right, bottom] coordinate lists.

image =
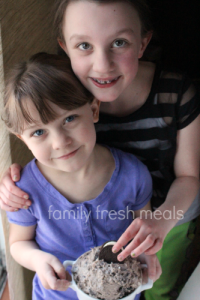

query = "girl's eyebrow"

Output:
[[70, 34, 90, 41], [69, 28, 134, 41], [114, 28, 134, 36], [23, 123, 42, 132], [23, 110, 76, 132]]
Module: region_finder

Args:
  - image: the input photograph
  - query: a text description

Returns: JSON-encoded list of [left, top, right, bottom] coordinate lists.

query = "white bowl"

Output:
[[63, 254, 153, 300]]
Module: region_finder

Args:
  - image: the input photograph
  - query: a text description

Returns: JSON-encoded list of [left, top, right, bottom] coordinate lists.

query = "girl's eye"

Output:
[[65, 115, 76, 123], [78, 42, 92, 50], [113, 40, 127, 48], [33, 129, 44, 137]]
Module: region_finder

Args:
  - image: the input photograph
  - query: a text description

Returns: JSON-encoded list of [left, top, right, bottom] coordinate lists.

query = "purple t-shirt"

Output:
[[7, 147, 152, 300]]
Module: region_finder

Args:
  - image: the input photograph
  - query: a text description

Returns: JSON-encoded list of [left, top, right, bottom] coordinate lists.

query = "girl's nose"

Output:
[[52, 132, 72, 150], [93, 49, 114, 74]]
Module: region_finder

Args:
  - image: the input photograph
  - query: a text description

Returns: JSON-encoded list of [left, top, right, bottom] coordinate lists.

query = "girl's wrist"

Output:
[[152, 210, 177, 234], [29, 249, 49, 271]]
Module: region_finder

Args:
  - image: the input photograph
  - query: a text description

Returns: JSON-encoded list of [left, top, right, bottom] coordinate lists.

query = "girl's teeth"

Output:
[[97, 79, 111, 84], [94, 78, 118, 84]]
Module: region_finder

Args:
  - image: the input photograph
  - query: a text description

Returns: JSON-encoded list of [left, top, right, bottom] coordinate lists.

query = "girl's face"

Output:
[[60, 1, 151, 103], [18, 100, 100, 174]]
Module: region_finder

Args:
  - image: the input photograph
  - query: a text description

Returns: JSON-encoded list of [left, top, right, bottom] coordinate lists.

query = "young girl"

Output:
[[3, 52, 154, 300], [1, 1, 200, 299]]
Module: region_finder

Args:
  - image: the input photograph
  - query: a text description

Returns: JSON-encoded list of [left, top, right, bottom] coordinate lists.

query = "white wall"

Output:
[[177, 263, 200, 300]]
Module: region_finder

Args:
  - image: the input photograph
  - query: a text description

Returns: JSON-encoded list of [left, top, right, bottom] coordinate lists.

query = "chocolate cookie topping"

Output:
[[99, 241, 123, 264]]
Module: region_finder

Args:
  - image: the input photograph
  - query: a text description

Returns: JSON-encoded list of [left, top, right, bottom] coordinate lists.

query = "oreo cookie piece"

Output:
[[99, 241, 123, 264]]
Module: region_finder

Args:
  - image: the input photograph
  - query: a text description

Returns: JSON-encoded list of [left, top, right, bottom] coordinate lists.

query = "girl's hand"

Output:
[[33, 251, 71, 291], [112, 214, 171, 260], [0, 164, 31, 211], [137, 253, 162, 283]]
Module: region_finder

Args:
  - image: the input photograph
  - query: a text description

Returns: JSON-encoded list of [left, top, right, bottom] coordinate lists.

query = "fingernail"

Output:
[[112, 247, 117, 253], [118, 255, 123, 261], [13, 175, 18, 181], [26, 201, 31, 206], [14, 209, 18, 212], [23, 206, 28, 209], [23, 195, 29, 200], [131, 252, 135, 257]]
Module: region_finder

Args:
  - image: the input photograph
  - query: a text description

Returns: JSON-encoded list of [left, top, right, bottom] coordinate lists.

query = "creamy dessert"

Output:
[[72, 245, 142, 300]]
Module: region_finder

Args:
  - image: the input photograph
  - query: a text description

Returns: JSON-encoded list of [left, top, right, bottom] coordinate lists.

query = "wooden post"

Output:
[[0, 1, 57, 299]]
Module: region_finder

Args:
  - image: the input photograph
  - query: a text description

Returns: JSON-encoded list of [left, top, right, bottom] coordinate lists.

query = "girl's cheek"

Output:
[[119, 50, 138, 68], [28, 142, 45, 158], [71, 58, 89, 78], [81, 124, 96, 143]]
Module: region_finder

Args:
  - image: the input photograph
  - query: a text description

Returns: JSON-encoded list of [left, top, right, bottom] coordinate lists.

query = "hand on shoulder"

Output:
[[0, 164, 31, 211]]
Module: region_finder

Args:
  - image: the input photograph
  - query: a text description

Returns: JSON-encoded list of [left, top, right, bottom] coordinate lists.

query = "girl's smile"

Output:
[[56, 148, 79, 160], [90, 76, 121, 88], [60, 1, 151, 103]]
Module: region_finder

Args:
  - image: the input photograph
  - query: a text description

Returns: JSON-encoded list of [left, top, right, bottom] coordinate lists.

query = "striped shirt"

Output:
[[96, 65, 200, 212]]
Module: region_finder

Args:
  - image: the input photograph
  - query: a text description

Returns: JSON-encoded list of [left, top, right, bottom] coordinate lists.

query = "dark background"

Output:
[[147, 0, 200, 79]]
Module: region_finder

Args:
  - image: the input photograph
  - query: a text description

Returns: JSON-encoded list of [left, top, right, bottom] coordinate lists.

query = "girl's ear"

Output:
[[57, 38, 68, 55], [138, 31, 153, 59], [91, 99, 101, 123]]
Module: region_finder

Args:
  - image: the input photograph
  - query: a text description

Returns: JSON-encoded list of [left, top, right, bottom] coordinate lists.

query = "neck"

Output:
[[37, 144, 100, 182], [36, 145, 115, 203]]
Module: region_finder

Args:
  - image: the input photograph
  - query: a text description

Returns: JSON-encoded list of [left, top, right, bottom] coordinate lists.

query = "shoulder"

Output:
[[6, 159, 38, 225], [16, 160, 34, 184], [15, 159, 42, 195], [110, 148, 152, 206], [110, 147, 150, 177], [139, 63, 195, 105], [156, 65, 194, 94]]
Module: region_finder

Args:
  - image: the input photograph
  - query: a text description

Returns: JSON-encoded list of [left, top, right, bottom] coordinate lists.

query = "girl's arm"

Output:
[[112, 115, 200, 260], [134, 201, 152, 218], [0, 164, 31, 211], [9, 223, 70, 291]]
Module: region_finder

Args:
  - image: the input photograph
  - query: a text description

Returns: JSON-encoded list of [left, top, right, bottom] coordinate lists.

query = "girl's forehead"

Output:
[[63, 1, 142, 39]]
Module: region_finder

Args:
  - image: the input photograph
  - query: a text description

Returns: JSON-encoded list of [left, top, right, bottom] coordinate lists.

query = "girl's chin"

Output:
[[93, 93, 119, 103]]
